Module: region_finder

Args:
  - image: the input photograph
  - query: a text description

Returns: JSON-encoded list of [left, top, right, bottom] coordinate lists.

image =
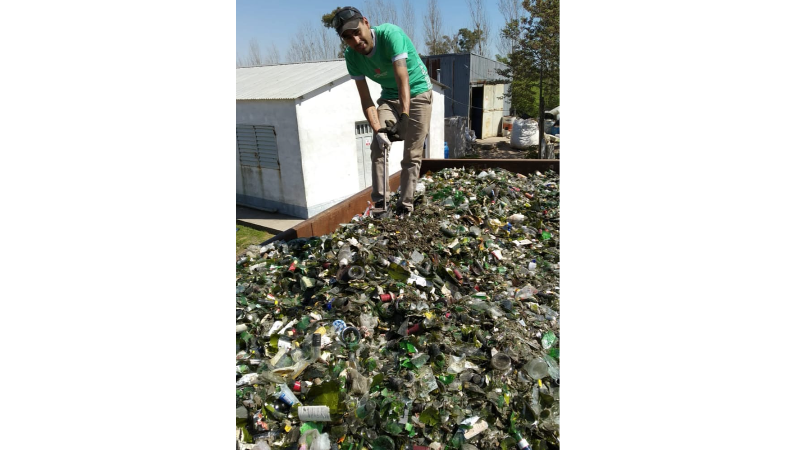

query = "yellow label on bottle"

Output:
[[284, 424, 292, 432], [538, 379, 543, 387]]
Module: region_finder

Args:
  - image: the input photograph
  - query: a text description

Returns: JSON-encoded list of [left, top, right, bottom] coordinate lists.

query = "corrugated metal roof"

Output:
[[237, 60, 349, 100]]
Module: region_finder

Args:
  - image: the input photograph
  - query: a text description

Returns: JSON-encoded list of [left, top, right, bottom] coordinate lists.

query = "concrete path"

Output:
[[236, 205, 304, 235]]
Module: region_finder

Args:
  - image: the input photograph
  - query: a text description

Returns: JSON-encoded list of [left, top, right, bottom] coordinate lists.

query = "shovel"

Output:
[[382, 118, 396, 216], [383, 142, 388, 214]]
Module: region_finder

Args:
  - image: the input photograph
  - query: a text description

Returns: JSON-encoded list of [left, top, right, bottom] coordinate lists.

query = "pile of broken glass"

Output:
[[236, 168, 560, 450]]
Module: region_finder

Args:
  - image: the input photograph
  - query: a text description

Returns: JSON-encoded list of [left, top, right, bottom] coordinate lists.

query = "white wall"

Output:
[[236, 100, 307, 216], [295, 77, 400, 216], [296, 79, 363, 213], [236, 78, 446, 219], [428, 85, 446, 158]]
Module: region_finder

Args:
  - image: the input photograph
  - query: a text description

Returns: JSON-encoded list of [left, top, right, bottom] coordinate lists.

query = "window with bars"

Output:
[[236, 124, 279, 170]]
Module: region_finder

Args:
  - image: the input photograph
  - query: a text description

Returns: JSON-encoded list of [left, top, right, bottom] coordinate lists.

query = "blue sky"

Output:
[[236, 0, 510, 63]]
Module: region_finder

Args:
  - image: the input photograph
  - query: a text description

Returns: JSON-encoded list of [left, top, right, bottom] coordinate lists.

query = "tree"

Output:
[[439, 30, 461, 54], [264, 43, 282, 65], [400, 0, 421, 52], [247, 38, 263, 66], [423, 0, 444, 55], [465, 0, 492, 57], [362, 0, 398, 27], [321, 7, 347, 58], [236, 38, 263, 67], [496, 0, 523, 59], [457, 28, 483, 53], [496, 0, 559, 118], [285, 21, 340, 63]]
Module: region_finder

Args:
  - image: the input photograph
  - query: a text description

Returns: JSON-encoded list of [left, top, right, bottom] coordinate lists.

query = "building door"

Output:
[[354, 122, 372, 190], [482, 84, 505, 138], [470, 85, 484, 139]]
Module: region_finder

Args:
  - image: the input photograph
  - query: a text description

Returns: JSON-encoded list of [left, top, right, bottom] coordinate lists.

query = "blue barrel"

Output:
[[444, 141, 449, 159]]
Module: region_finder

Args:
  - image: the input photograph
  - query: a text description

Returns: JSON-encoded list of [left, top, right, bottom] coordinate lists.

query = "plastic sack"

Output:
[[253, 440, 271, 450], [510, 119, 539, 149], [359, 313, 378, 333], [348, 368, 371, 395], [466, 129, 477, 143], [300, 429, 331, 450], [544, 119, 555, 134]]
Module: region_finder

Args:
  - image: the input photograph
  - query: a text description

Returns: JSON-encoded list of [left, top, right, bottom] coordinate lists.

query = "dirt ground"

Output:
[[472, 136, 531, 159], [470, 136, 560, 159]]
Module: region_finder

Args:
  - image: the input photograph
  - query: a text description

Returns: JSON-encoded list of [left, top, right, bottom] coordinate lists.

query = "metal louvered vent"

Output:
[[355, 122, 371, 135], [354, 122, 372, 190], [236, 125, 279, 170]]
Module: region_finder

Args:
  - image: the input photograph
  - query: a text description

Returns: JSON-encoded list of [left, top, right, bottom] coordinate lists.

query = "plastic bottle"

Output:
[[444, 141, 449, 159], [289, 333, 322, 379], [253, 436, 272, 450], [276, 383, 301, 407]]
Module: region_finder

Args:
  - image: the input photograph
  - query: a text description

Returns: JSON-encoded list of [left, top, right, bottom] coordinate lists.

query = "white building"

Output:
[[236, 60, 446, 219]]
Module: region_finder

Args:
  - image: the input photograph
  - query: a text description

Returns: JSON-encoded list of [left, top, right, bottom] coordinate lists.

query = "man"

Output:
[[332, 6, 432, 218]]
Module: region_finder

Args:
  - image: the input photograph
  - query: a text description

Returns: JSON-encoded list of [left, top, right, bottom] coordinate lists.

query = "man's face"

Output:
[[341, 18, 373, 55]]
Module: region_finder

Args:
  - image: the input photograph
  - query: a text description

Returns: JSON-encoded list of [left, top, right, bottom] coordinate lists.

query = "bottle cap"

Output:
[[332, 320, 346, 334]]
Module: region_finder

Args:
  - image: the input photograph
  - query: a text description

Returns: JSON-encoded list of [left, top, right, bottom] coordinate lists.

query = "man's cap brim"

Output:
[[338, 18, 361, 36]]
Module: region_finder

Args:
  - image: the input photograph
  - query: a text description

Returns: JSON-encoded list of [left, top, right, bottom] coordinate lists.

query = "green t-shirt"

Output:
[[345, 23, 432, 100]]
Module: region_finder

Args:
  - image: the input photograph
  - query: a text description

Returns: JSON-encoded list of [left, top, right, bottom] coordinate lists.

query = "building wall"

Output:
[[423, 53, 511, 134], [237, 77, 445, 219], [236, 100, 308, 217], [424, 53, 471, 118], [294, 77, 397, 217], [297, 79, 447, 216], [428, 85, 446, 158], [468, 54, 509, 84]]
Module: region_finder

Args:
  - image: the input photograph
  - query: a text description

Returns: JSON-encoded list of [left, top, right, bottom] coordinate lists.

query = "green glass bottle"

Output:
[[511, 430, 532, 450], [299, 380, 344, 423], [262, 404, 286, 421]]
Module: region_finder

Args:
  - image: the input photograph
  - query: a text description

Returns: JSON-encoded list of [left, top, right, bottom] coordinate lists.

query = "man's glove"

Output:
[[374, 132, 392, 149], [377, 112, 410, 142]]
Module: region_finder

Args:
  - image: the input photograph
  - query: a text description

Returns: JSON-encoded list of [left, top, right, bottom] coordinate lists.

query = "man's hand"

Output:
[[374, 132, 391, 149], [377, 113, 410, 142]]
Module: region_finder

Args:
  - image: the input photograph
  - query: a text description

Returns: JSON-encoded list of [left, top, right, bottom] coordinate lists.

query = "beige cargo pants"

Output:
[[370, 89, 432, 212]]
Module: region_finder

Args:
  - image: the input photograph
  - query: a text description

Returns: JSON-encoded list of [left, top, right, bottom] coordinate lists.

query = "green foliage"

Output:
[[321, 7, 350, 58], [497, 0, 560, 117], [427, 32, 459, 55], [457, 28, 482, 53]]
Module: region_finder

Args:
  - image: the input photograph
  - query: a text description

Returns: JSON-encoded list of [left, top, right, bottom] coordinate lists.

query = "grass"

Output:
[[236, 223, 274, 256]]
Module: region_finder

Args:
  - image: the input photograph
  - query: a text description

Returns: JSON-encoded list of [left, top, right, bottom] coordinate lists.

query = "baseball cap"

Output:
[[333, 6, 364, 37]]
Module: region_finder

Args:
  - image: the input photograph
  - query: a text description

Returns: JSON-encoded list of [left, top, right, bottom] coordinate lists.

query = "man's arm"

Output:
[[355, 79, 382, 132], [392, 58, 411, 115]]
